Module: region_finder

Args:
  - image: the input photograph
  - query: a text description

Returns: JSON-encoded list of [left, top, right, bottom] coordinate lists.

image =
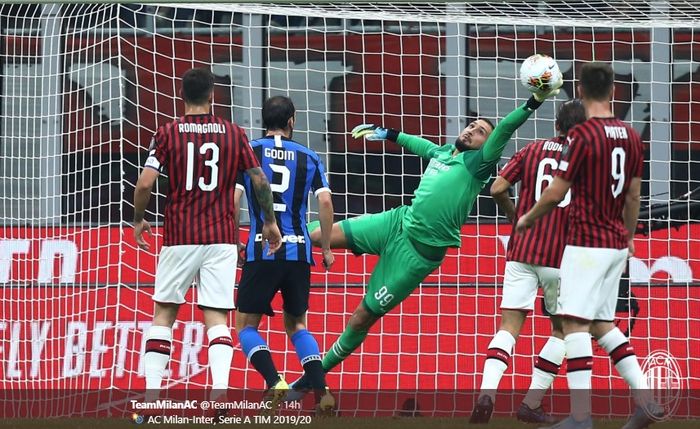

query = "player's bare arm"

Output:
[[133, 167, 159, 250], [516, 176, 571, 233], [317, 191, 335, 270], [233, 187, 246, 267], [490, 176, 517, 223], [246, 166, 282, 254], [623, 176, 642, 256], [234, 187, 242, 233]]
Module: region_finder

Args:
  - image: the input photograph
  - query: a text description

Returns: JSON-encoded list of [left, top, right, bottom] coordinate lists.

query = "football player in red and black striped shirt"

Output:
[[132, 67, 281, 403], [470, 100, 586, 425], [517, 62, 662, 429]]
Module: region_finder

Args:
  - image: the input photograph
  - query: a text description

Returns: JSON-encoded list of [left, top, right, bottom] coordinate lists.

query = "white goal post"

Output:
[[0, 1, 698, 418]]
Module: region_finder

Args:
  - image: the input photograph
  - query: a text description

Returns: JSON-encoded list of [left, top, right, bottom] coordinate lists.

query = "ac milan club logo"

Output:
[[640, 350, 683, 421]]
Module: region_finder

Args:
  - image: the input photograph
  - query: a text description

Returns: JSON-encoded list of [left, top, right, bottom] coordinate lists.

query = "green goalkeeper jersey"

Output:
[[397, 102, 536, 248]]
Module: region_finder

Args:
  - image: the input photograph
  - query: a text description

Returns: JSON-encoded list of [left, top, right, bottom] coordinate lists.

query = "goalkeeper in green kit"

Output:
[[288, 79, 562, 394]]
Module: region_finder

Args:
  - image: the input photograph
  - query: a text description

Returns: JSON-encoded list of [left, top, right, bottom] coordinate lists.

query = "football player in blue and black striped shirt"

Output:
[[234, 96, 335, 414]]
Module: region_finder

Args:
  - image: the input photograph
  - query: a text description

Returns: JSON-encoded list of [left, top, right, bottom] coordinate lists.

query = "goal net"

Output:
[[0, 1, 698, 419]]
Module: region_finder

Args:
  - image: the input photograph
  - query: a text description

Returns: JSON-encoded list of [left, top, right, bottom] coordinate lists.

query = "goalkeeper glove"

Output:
[[532, 70, 564, 102], [351, 124, 388, 141]]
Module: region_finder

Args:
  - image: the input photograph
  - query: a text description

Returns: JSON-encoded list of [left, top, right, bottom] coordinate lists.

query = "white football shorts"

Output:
[[555, 245, 628, 321], [500, 261, 560, 313], [153, 244, 238, 310]]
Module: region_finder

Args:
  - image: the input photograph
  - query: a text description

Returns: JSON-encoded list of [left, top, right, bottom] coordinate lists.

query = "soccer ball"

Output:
[[520, 54, 562, 94]]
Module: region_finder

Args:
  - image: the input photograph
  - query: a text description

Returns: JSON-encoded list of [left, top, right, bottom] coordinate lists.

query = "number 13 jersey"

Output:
[[146, 113, 259, 246]]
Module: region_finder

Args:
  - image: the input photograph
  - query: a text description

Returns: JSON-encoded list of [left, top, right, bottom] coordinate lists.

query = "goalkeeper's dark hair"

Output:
[[263, 95, 296, 131], [181, 67, 214, 105], [556, 99, 586, 135], [477, 117, 495, 133], [580, 62, 614, 101]]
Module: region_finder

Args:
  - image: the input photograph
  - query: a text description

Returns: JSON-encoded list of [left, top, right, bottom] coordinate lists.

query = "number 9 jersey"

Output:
[[555, 117, 644, 250], [237, 134, 330, 264], [145, 113, 259, 246]]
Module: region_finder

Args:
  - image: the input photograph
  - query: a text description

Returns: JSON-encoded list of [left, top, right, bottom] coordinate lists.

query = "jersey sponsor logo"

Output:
[[428, 159, 450, 171], [425, 158, 450, 176], [604, 125, 629, 139], [177, 123, 226, 134], [253, 233, 306, 244], [264, 147, 295, 161]]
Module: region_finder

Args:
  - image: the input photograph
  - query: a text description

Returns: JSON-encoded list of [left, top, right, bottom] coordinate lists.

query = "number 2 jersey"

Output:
[[145, 114, 259, 246], [238, 135, 330, 264], [556, 117, 644, 250], [500, 136, 570, 268]]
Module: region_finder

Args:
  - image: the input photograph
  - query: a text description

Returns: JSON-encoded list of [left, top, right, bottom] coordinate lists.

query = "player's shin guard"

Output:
[[291, 329, 325, 388], [239, 327, 279, 388], [523, 336, 565, 409], [144, 325, 172, 401], [322, 324, 368, 372], [597, 327, 651, 405], [479, 330, 516, 401], [564, 332, 593, 421], [207, 324, 234, 400]]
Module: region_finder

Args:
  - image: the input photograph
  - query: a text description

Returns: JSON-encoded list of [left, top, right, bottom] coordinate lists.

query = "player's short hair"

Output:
[[556, 99, 586, 135], [263, 95, 296, 130], [579, 62, 614, 101], [477, 117, 495, 133], [181, 67, 214, 105]]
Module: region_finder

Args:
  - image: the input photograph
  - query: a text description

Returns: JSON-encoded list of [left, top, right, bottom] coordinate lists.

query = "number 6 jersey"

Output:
[[237, 134, 330, 264], [145, 113, 259, 246], [501, 136, 571, 268]]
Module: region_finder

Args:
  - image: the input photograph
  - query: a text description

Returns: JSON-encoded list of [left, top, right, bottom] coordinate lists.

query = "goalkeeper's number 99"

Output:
[[374, 286, 394, 308]]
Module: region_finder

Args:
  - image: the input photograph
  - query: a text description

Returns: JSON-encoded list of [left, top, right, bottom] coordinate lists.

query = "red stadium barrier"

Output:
[[1, 225, 698, 285], [1, 225, 698, 397]]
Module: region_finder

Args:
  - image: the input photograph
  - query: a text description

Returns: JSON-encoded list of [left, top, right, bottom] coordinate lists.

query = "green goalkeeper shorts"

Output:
[[339, 206, 446, 315]]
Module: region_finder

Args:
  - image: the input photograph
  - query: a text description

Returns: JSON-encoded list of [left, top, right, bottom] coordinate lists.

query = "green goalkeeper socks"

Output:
[[322, 324, 368, 372]]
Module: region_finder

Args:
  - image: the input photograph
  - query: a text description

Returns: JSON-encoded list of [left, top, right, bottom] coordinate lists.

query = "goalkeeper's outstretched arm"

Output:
[[471, 75, 562, 179], [470, 96, 544, 180], [350, 124, 438, 160], [389, 131, 439, 160]]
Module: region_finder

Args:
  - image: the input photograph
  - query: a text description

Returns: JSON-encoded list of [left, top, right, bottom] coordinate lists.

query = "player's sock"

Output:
[[564, 332, 593, 421], [207, 324, 234, 400], [597, 327, 651, 405], [144, 325, 172, 402], [523, 336, 565, 409], [479, 330, 516, 401], [239, 326, 279, 388], [322, 324, 368, 372], [307, 220, 320, 233], [291, 329, 325, 389]]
